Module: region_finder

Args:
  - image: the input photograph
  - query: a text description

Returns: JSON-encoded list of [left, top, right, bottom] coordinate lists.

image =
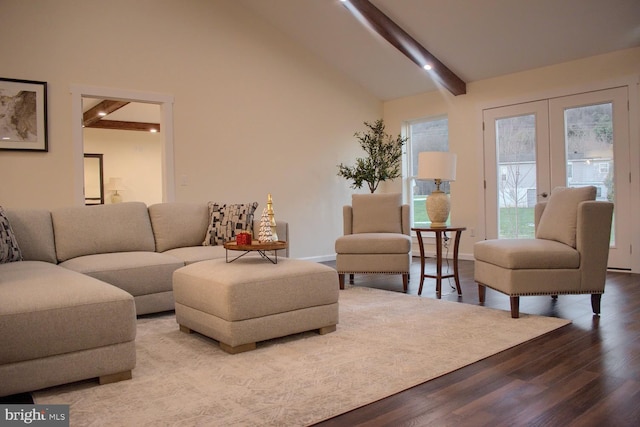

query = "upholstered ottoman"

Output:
[[173, 257, 339, 354]]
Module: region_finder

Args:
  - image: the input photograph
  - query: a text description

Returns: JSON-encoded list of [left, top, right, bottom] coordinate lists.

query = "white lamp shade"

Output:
[[106, 177, 123, 191], [417, 152, 457, 181]]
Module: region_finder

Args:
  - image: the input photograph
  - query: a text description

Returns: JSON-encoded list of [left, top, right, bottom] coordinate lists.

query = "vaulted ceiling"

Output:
[[240, 0, 640, 100], [84, 0, 640, 129]]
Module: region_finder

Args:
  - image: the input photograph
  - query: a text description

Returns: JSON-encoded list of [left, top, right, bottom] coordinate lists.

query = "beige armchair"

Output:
[[335, 193, 412, 292], [474, 187, 613, 318]]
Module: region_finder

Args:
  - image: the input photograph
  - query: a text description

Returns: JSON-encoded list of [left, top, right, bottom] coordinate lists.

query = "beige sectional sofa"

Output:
[[0, 201, 288, 397]]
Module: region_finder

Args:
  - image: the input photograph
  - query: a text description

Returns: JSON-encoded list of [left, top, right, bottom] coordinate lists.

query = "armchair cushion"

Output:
[[535, 186, 596, 248], [474, 238, 579, 270], [335, 233, 411, 254], [352, 193, 402, 234]]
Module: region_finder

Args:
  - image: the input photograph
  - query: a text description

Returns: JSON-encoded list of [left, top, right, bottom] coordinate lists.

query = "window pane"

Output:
[[409, 117, 449, 227], [564, 102, 615, 244], [496, 114, 536, 238]]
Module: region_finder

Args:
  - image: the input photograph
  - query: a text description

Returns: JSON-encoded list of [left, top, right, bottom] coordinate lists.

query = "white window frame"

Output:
[[403, 115, 450, 228]]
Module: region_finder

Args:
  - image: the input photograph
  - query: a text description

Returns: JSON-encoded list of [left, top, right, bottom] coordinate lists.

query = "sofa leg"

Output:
[[317, 325, 337, 335], [220, 342, 256, 354], [402, 274, 408, 293], [99, 370, 132, 385], [510, 296, 520, 318], [338, 274, 345, 290], [591, 294, 602, 315], [477, 283, 486, 304]]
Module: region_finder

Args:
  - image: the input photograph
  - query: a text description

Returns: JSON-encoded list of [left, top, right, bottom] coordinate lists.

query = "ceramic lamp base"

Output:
[[111, 192, 122, 204], [426, 190, 450, 227]]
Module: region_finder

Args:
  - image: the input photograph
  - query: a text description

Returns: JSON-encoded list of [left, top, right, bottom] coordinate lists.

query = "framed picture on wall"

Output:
[[84, 153, 104, 205], [0, 77, 48, 152]]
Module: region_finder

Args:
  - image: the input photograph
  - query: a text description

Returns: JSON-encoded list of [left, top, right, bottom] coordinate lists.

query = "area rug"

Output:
[[34, 286, 570, 426]]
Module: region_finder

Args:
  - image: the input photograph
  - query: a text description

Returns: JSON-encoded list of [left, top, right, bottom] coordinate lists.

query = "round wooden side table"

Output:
[[411, 226, 466, 298], [223, 240, 288, 264]]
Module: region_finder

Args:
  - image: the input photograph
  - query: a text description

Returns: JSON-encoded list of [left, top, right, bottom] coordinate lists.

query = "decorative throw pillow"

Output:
[[535, 186, 597, 248], [202, 202, 259, 246], [0, 205, 23, 263], [352, 193, 402, 234]]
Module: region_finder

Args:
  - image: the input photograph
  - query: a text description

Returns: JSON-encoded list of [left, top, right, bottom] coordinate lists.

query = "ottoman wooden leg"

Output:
[[179, 324, 193, 334], [220, 341, 257, 354]]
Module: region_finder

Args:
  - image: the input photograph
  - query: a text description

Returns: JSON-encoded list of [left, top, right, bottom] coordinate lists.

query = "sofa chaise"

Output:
[[0, 201, 288, 397]]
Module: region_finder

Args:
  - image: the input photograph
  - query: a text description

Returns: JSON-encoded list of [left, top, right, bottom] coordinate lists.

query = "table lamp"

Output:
[[417, 152, 457, 227], [106, 177, 123, 204]]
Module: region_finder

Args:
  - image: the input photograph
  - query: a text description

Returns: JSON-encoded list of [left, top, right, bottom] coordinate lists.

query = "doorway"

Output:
[[483, 86, 632, 270], [71, 85, 175, 206]]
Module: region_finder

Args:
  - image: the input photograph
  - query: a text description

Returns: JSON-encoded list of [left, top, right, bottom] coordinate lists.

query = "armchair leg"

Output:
[[477, 283, 486, 304], [591, 294, 602, 315], [338, 274, 345, 290], [402, 273, 408, 293], [510, 296, 520, 318]]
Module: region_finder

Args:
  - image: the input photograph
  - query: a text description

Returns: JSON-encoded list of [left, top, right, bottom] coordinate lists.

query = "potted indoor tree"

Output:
[[337, 119, 407, 193]]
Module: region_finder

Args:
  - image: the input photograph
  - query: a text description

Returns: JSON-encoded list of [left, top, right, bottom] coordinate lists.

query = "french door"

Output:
[[483, 87, 631, 270]]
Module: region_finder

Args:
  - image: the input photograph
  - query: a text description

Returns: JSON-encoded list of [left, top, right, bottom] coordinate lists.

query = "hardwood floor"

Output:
[[315, 258, 640, 427]]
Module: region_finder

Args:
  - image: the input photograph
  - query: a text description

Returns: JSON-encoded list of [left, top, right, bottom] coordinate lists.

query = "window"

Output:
[[599, 162, 609, 174], [406, 116, 449, 227]]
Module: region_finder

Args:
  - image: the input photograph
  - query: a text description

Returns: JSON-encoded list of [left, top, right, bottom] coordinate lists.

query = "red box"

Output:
[[236, 232, 252, 245]]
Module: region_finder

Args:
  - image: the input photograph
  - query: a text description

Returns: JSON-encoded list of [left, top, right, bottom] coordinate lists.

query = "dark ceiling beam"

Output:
[[85, 120, 160, 133], [83, 100, 130, 127], [342, 0, 466, 96]]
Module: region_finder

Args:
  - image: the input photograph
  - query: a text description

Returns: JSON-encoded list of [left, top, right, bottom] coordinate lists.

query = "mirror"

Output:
[[84, 153, 104, 205]]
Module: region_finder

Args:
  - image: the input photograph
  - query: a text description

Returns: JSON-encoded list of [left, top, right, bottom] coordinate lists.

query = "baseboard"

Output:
[[298, 253, 474, 263], [298, 254, 337, 263]]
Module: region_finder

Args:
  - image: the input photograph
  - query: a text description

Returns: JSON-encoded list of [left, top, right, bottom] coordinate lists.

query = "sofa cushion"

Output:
[[536, 186, 597, 248], [148, 202, 209, 252], [59, 251, 184, 297], [203, 202, 259, 246], [6, 208, 56, 263], [52, 202, 156, 262], [351, 193, 402, 234], [0, 261, 136, 365], [0, 206, 22, 264], [474, 238, 580, 269], [163, 245, 227, 265]]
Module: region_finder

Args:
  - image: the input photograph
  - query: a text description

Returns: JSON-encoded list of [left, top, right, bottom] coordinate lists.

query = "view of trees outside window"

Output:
[[408, 117, 449, 227], [496, 114, 536, 238], [496, 103, 613, 239], [565, 103, 614, 200]]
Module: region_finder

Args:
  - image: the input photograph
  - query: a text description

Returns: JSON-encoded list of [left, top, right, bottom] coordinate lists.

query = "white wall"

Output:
[[83, 128, 163, 206], [0, 0, 381, 259], [383, 47, 640, 269], [2, 1, 637, 263]]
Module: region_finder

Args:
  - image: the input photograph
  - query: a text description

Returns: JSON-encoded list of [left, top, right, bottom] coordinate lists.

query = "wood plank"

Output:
[[83, 100, 129, 127], [85, 120, 160, 132], [314, 259, 640, 425]]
